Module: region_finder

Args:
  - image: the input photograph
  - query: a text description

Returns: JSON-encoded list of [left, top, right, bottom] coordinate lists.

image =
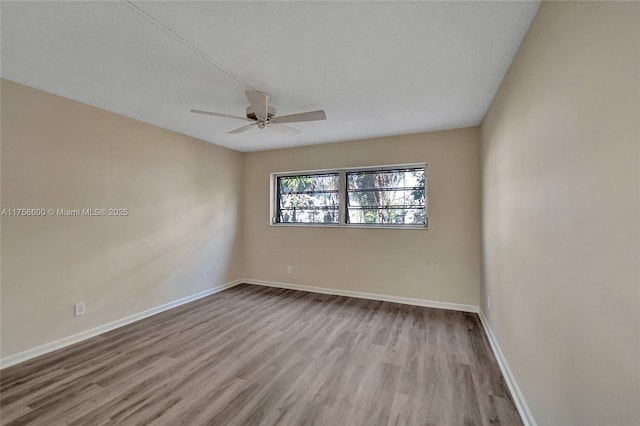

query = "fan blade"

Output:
[[228, 123, 257, 134], [245, 91, 269, 121], [191, 109, 252, 122], [270, 123, 301, 135], [271, 110, 326, 124]]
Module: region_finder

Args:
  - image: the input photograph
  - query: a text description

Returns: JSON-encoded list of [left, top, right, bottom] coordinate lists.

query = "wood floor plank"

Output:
[[0, 284, 522, 425]]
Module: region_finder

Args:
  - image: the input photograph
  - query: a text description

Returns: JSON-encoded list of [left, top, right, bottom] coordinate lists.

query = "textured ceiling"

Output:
[[1, 1, 540, 152]]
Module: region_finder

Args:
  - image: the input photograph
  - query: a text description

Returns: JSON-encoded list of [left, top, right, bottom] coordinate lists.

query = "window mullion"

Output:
[[275, 177, 281, 224], [338, 170, 347, 225]]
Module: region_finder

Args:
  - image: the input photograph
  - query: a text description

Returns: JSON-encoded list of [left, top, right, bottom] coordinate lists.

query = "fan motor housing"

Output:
[[246, 106, 276, 121]]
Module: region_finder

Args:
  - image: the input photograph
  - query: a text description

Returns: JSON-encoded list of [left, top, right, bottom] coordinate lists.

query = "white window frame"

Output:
[[270, 163, 427, 230]]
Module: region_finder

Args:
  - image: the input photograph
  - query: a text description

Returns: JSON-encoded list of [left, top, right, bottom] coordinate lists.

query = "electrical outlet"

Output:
[[287, 265, 293, 274], [74, 302, 86, 317]]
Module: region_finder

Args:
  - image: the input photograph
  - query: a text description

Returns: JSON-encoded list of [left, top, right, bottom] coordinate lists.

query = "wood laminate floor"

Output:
[[0, 284, 522, 426]]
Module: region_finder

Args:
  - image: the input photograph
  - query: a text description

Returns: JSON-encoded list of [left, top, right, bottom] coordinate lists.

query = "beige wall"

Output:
[[1, 80, 482, 361], [481, 2, 639, 425], [243, 128, 482, 306], [1, 79, 244, 358]]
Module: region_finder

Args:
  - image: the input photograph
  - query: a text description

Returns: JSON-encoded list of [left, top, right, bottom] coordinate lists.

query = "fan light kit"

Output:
[[192, 90, 326, 135]]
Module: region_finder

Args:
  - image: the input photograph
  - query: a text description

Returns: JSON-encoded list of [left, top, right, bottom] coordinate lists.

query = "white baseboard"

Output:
[[478, 311, 536, 426], [243, 278, 479, 313], [0, 279, 243, 370]]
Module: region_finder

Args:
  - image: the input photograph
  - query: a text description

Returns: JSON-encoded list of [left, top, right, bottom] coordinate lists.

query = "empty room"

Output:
[[1, 1, 638, 425]]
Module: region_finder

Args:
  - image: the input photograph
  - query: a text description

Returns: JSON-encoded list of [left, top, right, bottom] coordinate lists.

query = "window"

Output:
[[346, 168, 425, 225], [276, 173, 340, 224], [272, 164, 427, 228]]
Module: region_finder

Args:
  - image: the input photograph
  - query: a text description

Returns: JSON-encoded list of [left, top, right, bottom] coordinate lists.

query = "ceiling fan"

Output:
[[191, 91, 326, 135]]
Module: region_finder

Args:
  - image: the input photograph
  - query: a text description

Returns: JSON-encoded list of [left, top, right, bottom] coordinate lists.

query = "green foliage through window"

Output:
[[346, 168, 425, 225], [277, 174, 340, 224], [274, 165, 426, 228]]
